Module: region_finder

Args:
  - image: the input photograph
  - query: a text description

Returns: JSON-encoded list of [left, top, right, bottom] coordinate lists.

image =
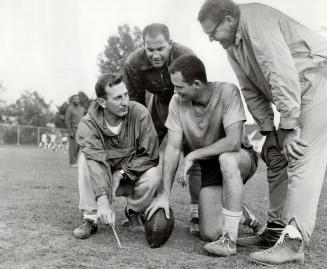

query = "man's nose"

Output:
[[121, 96, 128, 106], [152, 52, 160, 59]]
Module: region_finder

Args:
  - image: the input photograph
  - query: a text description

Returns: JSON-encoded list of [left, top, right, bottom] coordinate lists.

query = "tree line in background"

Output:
[[0, 23, 141, 142]]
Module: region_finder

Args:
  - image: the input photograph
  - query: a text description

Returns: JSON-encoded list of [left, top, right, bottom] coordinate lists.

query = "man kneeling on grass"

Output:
[[146, 55, 260, 256], [73, 73, 161, 239]]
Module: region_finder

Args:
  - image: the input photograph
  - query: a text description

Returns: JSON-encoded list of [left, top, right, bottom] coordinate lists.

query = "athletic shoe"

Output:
[[249, 230, 304, 265], [204, 234, 237, 257], [73, 220, 98, 239], [125, 208, 144, 233], [242, 205, 264, 234], [237, 222, 284, 247], [189, 217, 200, 236]]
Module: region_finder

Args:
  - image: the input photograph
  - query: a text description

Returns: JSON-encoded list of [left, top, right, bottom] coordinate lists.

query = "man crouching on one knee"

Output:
[[73, 73, 161, 239], [146, 55, 259, 257]]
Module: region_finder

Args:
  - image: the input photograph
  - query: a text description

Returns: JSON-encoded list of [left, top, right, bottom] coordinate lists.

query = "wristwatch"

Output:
[[119, 169, 126, 177]]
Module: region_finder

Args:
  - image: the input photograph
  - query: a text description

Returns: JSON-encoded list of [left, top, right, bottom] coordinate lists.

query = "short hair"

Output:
[[142, 23, 170, 41], [168, 55, 207, 85], [198, 0, 239, 25], [95, 73, 123, 99]]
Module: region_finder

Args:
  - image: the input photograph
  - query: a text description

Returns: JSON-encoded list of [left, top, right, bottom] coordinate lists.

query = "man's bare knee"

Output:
[[218, 152, 240, 180], [139, 166, 161, 189], [200, 225, 222, 242]]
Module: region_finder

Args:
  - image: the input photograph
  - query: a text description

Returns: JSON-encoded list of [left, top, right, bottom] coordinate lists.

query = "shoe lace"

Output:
[[212, 235, 233, 247], [261, 242, 284, 254], [212, 237, 227, 248], [128, 213, 138, 225], [260, 230, 290, 254], [255, 226, 282, 242]]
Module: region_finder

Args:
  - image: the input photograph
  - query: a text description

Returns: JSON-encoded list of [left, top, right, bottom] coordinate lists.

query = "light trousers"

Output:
[[78, 153, 161, 219], [282, 100, 327, 243], [267, 67, 327, 243]]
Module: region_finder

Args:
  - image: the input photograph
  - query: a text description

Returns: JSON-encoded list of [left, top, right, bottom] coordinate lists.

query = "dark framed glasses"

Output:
[[209, 20, 222, 39]]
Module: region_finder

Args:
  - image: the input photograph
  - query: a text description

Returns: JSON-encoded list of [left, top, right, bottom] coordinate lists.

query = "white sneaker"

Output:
[[204, 234, 237, 257]]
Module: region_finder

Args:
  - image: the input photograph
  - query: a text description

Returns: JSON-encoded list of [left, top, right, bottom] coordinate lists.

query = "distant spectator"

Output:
[[48, 134, 57, 151], [39, 133, 48, 150], [65, 95, 86, 167]]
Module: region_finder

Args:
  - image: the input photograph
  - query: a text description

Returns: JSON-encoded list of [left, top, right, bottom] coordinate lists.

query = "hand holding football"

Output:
[[144, 206, 174, 248]]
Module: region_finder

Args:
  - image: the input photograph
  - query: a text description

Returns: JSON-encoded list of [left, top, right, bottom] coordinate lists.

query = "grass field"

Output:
[[0, 146, 326, 269]]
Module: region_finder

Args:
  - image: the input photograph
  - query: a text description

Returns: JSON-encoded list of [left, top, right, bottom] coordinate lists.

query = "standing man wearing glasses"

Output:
[[198, 0, 327, 265]]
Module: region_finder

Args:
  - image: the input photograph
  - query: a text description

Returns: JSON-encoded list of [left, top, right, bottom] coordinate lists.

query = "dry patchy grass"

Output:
[[0, 146, 326, 268]]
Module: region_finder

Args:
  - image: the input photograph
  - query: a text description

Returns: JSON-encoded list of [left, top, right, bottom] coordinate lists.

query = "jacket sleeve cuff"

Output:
[[280, 117, 299, 130], [121, 164, 138, 182], [259, 120, 275, 133], [95, 190, 112, 203]]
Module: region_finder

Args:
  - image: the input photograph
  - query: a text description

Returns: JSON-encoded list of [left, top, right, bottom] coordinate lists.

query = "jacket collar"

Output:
[[87, 101, 128, 137], [234, 10, 243, 46]]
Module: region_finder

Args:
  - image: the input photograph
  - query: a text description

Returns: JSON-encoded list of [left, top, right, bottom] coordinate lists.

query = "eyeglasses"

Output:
[[209, 20, 222, 39]]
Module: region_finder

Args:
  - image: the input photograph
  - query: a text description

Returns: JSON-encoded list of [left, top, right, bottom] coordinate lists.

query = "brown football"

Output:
[[145, 207, 174, 248]]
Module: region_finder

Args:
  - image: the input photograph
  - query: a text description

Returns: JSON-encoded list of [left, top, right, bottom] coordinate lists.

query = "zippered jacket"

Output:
[[76, 101, 159, 202]]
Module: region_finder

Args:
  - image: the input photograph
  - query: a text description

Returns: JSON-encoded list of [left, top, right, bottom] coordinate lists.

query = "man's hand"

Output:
[[176, 159, 188, 187], [282, 128, 308, 161], [261, 131, 279, 163], [112, 170, 124, 197], [145, 194, 170, 221], [182, 153, 196, 185], [96, 195, 115, 227]]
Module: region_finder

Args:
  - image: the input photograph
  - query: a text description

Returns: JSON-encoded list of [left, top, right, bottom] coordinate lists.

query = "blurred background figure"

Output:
[[48, 133, 57, 151], [65, 94, 86, 167], [38, 133, 49, 150], [60, 136, 68, 153]]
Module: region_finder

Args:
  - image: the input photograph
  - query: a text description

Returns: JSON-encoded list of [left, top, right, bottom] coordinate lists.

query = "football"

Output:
[[145, 206, 174, 248]]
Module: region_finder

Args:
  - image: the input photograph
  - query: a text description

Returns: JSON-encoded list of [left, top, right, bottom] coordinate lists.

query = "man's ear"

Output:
[[193, 80, 203, 89], [224, 15, 235, 25], [97, 98, 106, 108]]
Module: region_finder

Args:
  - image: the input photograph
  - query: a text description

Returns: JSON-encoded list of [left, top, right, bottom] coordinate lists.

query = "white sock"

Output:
[[190, 204, 199, 219], [222, 208, 242, 242], [83, 212, 97, 222]]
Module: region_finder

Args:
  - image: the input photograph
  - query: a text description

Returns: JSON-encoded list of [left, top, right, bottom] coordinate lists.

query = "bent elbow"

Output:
[[230, 140, 241, 152]]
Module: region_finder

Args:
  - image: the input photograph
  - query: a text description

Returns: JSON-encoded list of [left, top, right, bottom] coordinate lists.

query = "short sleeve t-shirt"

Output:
[[165, 82, 252, 152]]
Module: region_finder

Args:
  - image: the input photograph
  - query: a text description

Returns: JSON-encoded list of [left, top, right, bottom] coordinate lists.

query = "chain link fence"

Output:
[[0, 123, 69, 147], [0, 123, 264, 152]]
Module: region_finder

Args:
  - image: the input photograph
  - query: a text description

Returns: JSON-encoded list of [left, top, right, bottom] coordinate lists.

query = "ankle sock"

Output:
[[222, 208, 242, 242], [190, 203, 199, 220]]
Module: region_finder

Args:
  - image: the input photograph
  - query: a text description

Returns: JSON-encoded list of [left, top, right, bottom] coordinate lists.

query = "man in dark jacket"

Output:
[[123, 23, 201, 235], [65, 94, 86, 167], [73, 73, 161, 239]]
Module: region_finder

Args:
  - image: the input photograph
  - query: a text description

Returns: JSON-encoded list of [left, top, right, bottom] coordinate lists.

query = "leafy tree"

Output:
[[98, 24, 143, 74], [0, 81, 6, 122], [4, 91, 54, 126]]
